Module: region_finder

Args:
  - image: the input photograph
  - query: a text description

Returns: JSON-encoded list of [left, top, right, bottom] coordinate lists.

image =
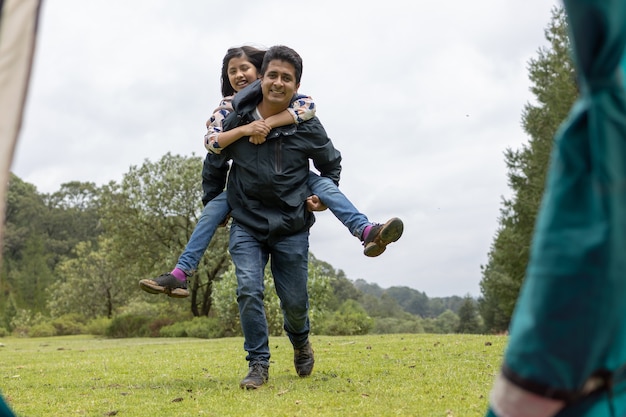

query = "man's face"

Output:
[[261, 59, 299, 110]]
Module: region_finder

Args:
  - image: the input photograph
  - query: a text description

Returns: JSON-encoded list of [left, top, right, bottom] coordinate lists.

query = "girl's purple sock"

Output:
[[362, 225, 373, 242], [170, 267, 187, 282]]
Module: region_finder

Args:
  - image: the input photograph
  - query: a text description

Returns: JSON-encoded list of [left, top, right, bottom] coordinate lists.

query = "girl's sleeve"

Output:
[[288, 95, 316, 124], [204, 96, 234, 154]]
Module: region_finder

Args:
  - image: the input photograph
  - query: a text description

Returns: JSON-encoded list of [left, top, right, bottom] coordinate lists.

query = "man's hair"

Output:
[[260, 45, 303, 84], [220, 45, 266, 97]]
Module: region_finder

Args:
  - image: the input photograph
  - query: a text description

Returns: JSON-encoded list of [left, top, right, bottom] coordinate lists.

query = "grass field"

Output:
[[0, 334, 506, 417]]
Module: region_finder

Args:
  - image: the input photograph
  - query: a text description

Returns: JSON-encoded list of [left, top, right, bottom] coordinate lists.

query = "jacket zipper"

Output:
[[275, 137, 283, 174]]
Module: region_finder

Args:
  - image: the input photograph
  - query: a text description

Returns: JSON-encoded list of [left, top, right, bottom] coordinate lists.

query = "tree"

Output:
[[456, 295, 482, 334], [361, 292, 406, 318], [42, 181, 102, 262], [321, 299, 373, 336], [306, 261, 334, 331], [2, 176, 103, 316], [422, 310, 460, 334], [353, 278, 384, 297], [479, 6, 577, 332], [99, 153, 230, 316], [426, 298, 447, 318], [326, 273, 362, 310], [386, 286, 429, 316], [7, 236, 52, 313], [48, 238, 132, 318], [2, 175, 49, 313], [310, 253, 363, 311]]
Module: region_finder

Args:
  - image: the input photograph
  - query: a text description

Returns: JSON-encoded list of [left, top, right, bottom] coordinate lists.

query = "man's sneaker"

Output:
[[239, 363, 269, 389], [363, 217, 404, 257], [139, 273, 189, 298], [294, 341, 315, 377]]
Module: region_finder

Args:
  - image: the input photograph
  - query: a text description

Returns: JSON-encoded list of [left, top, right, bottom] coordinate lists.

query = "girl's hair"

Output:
[[261, 45, 303, 85], [220, 46, 266, 96]]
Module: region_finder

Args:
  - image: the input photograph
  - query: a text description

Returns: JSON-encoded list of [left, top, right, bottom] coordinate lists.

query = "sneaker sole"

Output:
[[138, 279, 190, 298], [168, 288, 190, 298], [364, 217, 404, 257], [296, 366, 314, 377], [239, 381, 265, 390], [295, 358, 314, 377], [239, 375, 269, 389], [138, 280, 163, 294]]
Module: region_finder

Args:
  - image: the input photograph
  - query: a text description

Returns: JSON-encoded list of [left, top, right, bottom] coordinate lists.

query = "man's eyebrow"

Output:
[[264, 70, 294, 78]]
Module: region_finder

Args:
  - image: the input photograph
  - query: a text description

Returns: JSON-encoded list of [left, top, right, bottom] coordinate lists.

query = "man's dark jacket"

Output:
[[201, 80, 342, 243]]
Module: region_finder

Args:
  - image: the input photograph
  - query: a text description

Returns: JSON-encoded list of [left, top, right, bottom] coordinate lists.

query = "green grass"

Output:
[[0, 334, 506, 417]]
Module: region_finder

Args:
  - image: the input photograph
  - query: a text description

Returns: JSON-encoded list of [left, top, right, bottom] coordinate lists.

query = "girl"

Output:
[[140, 46, 402, 298]]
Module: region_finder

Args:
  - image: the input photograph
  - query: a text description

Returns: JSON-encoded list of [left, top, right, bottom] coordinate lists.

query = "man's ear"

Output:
[[295, 82, 300, 93]]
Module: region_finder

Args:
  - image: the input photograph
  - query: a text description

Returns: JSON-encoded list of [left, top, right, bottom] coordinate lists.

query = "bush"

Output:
[[0, 327, 9, 337], [372, 317, 424, 334], [186, 317, 223, 339], [51, 314, 87, 335], [118, 299, 174, 317], [148, 317, 176, 337], [106, 314, 151, 338], [10, 309, 46, 335], [85, 317, 112, 335], [11, 326, 30, 337], [159, 317, 224, 339], [159, 321, 188, 338], [29, 323, 57, 337]]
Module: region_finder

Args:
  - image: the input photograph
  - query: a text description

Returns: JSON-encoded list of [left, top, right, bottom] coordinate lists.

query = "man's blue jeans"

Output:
[[307, 171, 370, 239], [175, 191, 230, 275], [229, 222, 310, 366]]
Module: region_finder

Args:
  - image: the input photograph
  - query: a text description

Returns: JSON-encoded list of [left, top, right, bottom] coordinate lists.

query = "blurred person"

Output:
[[486, 0, 626, 416]]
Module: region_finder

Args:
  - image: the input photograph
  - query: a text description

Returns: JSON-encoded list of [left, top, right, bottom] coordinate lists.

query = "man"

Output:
[[202, 45, 341, 389]]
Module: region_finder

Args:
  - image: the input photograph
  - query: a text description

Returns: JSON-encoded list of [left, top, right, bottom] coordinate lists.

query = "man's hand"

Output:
[[218, 214, 231, 227], [306, 195, 328, 212], [245, 120, 271, 145]]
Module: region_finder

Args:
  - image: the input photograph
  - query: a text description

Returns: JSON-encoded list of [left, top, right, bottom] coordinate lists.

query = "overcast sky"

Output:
[[12, 0, 562, 297]]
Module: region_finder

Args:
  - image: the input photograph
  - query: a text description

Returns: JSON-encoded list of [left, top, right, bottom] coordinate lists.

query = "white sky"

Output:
[[12, 0, 562, 297]]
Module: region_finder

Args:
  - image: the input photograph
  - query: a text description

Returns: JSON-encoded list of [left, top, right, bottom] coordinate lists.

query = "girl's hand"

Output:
[[249, 135, 267, 145], [306, 195, 328, 212]]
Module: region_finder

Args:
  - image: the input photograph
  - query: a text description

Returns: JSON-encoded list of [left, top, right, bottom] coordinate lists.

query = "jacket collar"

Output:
[[232, 80, 263, 114]]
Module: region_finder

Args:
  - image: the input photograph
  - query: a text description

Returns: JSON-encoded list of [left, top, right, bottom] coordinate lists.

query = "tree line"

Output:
[[1, 160, 481, 338]]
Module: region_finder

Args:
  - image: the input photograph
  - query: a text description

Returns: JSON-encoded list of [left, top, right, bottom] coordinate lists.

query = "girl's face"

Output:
[[227, 56, 259, 93]]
